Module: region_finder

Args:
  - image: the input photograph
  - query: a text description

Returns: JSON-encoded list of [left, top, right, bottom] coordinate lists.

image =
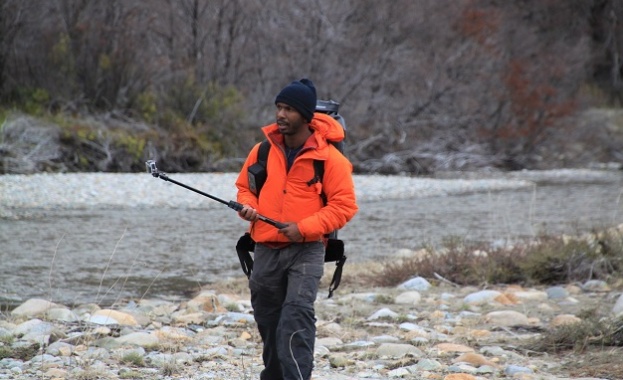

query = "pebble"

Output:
[[398, 276, 432, 291]]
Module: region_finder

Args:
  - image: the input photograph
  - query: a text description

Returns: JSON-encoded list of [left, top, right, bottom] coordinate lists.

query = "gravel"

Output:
[[0, 172, 545, 210], [2, 168, 621, 210]]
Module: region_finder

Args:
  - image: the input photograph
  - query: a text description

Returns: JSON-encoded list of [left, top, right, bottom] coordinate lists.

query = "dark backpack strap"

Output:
[[248, 140, 271, 196], [236, 233, 255, 279], [258, 139, 271, 166], [328, 255, 347, 298], [312, 158, 349, 298], [312, 159, 328, 205]]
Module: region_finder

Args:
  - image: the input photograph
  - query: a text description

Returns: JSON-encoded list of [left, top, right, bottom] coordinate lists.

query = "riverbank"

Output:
[[1, 266, 621, 380], [0, 171, 538, 210], [2, 169, 622, 211]]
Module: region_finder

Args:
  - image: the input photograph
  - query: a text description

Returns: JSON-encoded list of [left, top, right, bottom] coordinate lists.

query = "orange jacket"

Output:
[[236, 112, 358, 243]]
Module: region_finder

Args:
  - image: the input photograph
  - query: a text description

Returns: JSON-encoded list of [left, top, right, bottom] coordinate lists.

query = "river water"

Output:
[[1, 170, 623, 308]]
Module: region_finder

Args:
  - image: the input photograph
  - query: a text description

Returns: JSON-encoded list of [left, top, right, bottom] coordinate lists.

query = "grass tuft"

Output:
[[120, 351, 145, 367], [160, 360, 181, 377], [73, 367, 112, 380]]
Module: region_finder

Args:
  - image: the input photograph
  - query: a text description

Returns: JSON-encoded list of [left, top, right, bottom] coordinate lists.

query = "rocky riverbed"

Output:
[[2, 169, 623, 379], [1, 264, 622, 380]]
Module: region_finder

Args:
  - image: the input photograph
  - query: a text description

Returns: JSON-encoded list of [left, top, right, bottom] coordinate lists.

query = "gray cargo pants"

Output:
[[249, 241, 325, 380]]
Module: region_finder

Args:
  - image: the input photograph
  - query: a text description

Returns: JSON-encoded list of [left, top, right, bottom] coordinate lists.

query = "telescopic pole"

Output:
[[145, 160, 287, 229]]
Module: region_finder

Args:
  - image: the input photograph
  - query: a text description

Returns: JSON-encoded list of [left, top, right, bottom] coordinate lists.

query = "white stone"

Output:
[[511, 290, 548, 302], [398, 277, 431, 291], [375, 343, 423, 358], [395, 291, 422, 305], [46, 308, 79, 322], [13, 319, 50, 336], [88, 315, 120, 325], [367, 308, 399, 320], [116, 332, 159, 347], [316, 337, 343, 349], [387, 367, 411, 377], [484, 310, 530, 327], [463, 290, 502, 305], [612, 293, 623, 316], [11, 298, 62, 317]]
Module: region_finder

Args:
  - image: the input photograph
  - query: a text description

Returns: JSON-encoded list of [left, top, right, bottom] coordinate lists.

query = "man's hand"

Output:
[[278, 222, 304, 242], [238, 205, 258, 222]]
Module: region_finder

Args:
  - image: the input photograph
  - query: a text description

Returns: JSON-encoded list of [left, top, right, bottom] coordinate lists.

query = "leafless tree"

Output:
[[0, 1, 38, 99], [0, 0, 621, 173]]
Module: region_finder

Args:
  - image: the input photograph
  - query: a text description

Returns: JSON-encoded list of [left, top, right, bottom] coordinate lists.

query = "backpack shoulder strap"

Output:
[[257, 139, 271, 165], [312, 159, 327, 205], [249, 139, 271, 196], [313, 140, 344, 206]]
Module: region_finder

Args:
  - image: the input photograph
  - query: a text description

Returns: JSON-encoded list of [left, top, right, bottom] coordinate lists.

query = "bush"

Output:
[[520, 231, 623, 285], [365, 236, 526, 287], [365, 227, 623, 288]]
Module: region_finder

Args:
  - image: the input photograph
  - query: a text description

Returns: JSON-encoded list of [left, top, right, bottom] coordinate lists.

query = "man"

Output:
[[235, 78, 358, 380]]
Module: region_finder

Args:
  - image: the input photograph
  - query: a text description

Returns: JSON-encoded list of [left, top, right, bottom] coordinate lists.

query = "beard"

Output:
[[277, 117, 305, 136]]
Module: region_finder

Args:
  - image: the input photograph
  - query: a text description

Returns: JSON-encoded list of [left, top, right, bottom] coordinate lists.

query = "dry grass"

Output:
[[527, 316, 623, 353], [0, 342, 39, 361], [73, 367, 113, 380], [519, 230, 623, 285], [359, 236, 527, 288], [198, 276, 250, 297], [323, 259, 386, 290], [120, 351, 145, 367], [358, 226, 623, 288], [561, 348, 623, 380]]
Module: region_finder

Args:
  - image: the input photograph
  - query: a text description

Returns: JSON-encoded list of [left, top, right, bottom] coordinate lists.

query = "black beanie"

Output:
[[275, 78, 317, 122]]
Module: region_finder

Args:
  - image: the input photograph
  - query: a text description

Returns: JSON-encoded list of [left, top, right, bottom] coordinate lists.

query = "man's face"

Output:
[[276, 102, 306, 136]]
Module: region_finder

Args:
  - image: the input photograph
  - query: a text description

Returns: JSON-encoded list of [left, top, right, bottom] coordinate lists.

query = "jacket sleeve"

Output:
[[296, 149, 358, 239], [235, 143, 261, 210]]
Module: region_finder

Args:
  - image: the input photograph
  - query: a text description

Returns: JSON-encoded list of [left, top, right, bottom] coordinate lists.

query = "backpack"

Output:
[[236, 100, 348, 298]]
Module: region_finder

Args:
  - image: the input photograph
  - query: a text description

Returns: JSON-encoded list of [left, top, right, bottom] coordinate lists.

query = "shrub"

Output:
[[520, 230, 623, 284], [365, 227, 623, 288], [0, 343, 40, 361], [0, 346, 11, 360], [366, 236, 526, 287]]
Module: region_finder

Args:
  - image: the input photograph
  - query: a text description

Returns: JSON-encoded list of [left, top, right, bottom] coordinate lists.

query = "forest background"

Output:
[[1, 0, 623, 175]]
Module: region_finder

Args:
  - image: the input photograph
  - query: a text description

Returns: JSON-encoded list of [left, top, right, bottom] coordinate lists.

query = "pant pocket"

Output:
[[294, 262, 324, 303]]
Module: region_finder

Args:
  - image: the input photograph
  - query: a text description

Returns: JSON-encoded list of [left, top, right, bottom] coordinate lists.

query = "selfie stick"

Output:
[[145, 160, 287, 229]]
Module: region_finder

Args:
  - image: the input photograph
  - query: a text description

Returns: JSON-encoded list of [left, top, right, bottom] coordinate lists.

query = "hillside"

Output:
[[1, 108, 623, 175]]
